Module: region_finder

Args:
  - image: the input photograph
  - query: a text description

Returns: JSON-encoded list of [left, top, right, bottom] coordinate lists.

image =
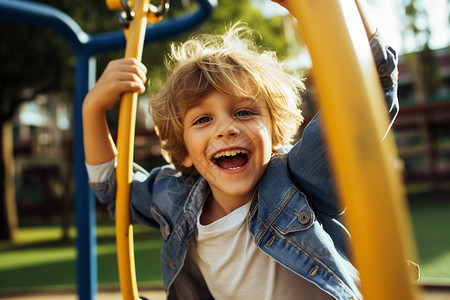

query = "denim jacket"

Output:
[[89, 33, 398, 300]]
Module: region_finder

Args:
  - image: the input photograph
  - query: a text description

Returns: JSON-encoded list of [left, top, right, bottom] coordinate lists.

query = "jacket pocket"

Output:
[[271, 189, 334, 257], [272, 189, 315, 233]]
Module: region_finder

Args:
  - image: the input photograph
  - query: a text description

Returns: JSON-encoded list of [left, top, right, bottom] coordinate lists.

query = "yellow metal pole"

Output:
[[285, 0, 421, 299], [114, 0, 149, 299]]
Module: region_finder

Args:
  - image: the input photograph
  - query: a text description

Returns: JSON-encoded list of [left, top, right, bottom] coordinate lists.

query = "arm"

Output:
[[89, 162, 173, 228], [82, 58, 147, 165], [83, 58, 182, 228]]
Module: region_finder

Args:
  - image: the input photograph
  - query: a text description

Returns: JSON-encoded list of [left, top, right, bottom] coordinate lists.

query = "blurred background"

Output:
[[0, 0, 449, 298]]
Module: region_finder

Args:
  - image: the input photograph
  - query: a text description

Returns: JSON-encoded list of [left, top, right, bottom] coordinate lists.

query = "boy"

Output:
[[83, 1, 398, 299]]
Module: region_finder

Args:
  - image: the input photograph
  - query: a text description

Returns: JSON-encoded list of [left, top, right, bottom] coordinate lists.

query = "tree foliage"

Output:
[[401, 0, 440, 100]]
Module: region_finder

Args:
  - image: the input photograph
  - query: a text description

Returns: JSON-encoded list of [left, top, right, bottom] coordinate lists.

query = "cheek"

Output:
[[259, 119, 273, 143], [182, 130, 210, 167], [263, 125, 276, 156], [184, 131, 205, 152], [182, 130, 197, 165], [252, 121, 274, 157]]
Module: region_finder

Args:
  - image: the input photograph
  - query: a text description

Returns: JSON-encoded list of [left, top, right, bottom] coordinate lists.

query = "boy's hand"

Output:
[[82, 58, 147, 165], [84, 58, 147, 113]]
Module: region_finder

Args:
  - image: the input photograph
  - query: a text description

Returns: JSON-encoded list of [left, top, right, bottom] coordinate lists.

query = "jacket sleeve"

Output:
[[88, 161, 177, 228], [288, 32, 399, 214]]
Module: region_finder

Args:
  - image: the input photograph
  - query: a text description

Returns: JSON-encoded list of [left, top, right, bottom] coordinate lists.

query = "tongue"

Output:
[[217, 155, 248, 169]]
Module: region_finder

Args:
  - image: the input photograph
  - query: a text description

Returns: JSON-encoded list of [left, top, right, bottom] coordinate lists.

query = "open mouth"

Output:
[[212, 149, 249, 170]]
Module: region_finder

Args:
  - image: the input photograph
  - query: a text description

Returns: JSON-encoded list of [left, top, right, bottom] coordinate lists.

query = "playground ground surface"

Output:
[[0, 287, 166, 300], [1, 284, 450, 300]]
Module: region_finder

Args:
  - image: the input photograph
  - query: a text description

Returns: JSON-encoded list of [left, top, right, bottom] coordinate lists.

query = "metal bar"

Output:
[[285, 0, 421, 299], [74, 53, 98, 300], [115, 1, 149, 298]]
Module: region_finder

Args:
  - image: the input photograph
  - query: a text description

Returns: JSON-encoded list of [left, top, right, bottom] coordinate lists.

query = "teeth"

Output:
[[213, 149, 248, 159]]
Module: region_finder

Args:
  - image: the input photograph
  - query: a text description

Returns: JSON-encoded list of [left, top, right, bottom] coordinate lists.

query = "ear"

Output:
[[182, 155, 193, 168]]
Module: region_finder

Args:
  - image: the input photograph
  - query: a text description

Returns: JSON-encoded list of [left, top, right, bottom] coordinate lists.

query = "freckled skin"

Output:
[[182, 90, 278, 222]]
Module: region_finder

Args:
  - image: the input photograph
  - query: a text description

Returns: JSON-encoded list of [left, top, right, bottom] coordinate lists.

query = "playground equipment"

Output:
[[0, 0, 214, 299], [286, 0, 421, 299], [106, 0, 168, 299], [0, 0, 422, 299]]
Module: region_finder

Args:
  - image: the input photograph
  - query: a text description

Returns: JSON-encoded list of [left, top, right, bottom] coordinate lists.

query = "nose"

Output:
[[217, 120, 239, 139]]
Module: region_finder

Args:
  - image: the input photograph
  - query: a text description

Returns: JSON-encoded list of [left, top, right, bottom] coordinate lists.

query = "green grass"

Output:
[[0, 222, 163, 293], [408, 189, 450, 283], [0, 189, 449, 292]]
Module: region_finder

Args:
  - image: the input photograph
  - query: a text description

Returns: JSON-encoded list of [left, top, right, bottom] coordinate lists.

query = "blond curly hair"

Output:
[[149, 23, 305, 174]]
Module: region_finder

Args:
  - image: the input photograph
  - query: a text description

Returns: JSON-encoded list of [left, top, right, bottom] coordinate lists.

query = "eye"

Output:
[[193, 116, 212, 125], [235, 109, 255, 117]]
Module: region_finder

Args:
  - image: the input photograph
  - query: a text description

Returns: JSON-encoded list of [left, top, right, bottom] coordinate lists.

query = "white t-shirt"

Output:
[[189, 201, 333, 300]]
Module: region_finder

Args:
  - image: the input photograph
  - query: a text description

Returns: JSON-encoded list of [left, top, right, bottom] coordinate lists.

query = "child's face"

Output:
[[182, 90, 276, 204]]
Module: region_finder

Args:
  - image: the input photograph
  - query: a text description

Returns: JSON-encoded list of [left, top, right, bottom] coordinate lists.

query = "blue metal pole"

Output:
[[74, 52, 98, 300]]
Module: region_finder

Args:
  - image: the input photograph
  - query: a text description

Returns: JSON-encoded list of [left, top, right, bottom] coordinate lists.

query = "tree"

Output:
[[401, 0, 440, 102]]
